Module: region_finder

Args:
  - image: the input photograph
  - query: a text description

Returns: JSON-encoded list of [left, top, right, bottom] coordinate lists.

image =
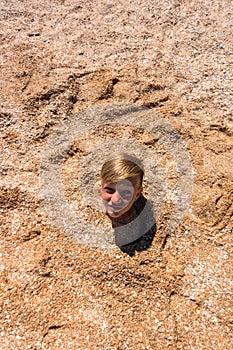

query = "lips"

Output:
[[108, 205, 123, 212]]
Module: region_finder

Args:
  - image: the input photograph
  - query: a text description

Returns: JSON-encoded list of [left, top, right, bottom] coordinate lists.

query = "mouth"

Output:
[[107, 204, 125, 213]]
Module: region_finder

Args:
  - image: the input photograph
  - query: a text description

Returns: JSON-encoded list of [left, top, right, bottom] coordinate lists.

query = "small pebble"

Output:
[[28, 33, 40, 37]]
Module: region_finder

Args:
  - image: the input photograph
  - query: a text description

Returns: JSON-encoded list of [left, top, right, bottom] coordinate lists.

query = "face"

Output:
[[101, 179, 141, 218]]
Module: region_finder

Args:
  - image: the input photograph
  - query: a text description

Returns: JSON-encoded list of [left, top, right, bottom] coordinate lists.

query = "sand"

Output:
[[0, 0, 232, 349]]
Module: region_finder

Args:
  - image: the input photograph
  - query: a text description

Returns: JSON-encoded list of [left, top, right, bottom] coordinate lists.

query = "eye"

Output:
[[103, 187, 115, 194], [120, 190, 133, 200]]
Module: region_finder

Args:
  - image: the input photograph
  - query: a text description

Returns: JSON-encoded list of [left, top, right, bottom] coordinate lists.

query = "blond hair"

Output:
[[100, 154, 144, 188]]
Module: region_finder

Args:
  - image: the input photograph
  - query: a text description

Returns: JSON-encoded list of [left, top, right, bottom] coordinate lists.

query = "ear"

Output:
[[134, 187, 142, 201]]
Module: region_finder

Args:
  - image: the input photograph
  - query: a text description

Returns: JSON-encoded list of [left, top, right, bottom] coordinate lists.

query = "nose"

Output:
[[111, 190, 121, 203]]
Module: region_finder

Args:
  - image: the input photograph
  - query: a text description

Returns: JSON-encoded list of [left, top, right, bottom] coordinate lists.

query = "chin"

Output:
[[108, 212, 122, 218], [108, 210, 127, 219]]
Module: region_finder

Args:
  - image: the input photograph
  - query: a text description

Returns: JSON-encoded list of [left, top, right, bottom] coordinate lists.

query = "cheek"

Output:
[[125, 198, 134, 209], [101, 191, 111, 201]]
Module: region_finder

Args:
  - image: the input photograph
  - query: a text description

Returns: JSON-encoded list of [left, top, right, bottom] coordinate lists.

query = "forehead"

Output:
[[103, 179, 135, 189]]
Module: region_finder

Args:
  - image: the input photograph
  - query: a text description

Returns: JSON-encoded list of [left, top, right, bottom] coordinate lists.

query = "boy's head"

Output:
[[100, 154, 144, 218]]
